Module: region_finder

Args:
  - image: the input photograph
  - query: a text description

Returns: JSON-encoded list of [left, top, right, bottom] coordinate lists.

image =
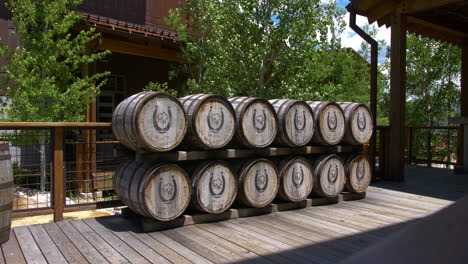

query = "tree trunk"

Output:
[[38, 135, 47, 191]]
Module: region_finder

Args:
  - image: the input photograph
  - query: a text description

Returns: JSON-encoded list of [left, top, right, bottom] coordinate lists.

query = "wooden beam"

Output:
[[404, 0, 464, 14], [407, 16, 466, 46], [387, 10, 407, 181], [99, 38, 181, 62], [367, 1, 398, 24]]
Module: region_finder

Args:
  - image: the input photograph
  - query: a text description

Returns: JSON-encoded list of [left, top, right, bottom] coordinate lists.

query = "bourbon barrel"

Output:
[[307, 101, 345, 145], [276, 156, 314, 202], [229, 97, 278, 148], [114, 161, 191, 221], [236, 159, 279, 208], [338, 102, 373, 145], [190, 161, 237, 214], [180, 94, 236, 149], [312, 154, 346, 197], [345, 153, 372, 193], [0, 143, 12, 245], [269, 99, 315, 147], [112, 91, 187, 152]]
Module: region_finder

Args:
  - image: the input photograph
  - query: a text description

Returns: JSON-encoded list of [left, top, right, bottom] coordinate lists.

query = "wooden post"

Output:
[[53, 127, 64, 222], [459, 40, 468, 171], [387, 10, 406, 181]]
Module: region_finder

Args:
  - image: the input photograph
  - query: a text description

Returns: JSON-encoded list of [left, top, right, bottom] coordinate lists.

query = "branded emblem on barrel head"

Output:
[[356, 161, 365, 181], [254, 169, 269, 193], [327, 111, 338, 132], [327, 163, 339, 183], [153, 105, 172, 133], [207, 106, 225, 133], [294, 109, 306, 131], [209, 171, 226, 198], [159, 175, 177, 204], [357, 112, 367, 132], [253, 109, 267, 133], [291, 166, 305, 188]]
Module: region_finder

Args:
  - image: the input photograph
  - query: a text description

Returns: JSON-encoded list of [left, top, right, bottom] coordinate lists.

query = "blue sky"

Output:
[[334, 0, 390, 64]]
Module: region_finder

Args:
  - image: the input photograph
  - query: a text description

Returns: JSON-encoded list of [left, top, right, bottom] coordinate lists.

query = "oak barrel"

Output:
[[338, 102, 373, 145], [276, 156, 314, 202], [312, 154, 346, 197], [112, 91, 187, 152], [180, 94, 236, 149], [345, 153, 372, 193], [114, 161, 191, 221], [0, 143, 12, 245], [236, 158, 279, 208], [307, 101, 345, 145], [229, 96, 278, 148], [191, 160, 237, 214], [269, 99, 315, 147]]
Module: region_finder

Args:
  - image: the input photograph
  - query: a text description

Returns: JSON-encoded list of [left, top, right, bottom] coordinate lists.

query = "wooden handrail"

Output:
[[376, 125, 458, 130], [0, 122, 112, 128]]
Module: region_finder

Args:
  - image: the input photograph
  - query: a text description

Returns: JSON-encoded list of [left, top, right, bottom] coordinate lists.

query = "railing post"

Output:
[[53, 127, 64, 222], [407, 127, 413, 164]]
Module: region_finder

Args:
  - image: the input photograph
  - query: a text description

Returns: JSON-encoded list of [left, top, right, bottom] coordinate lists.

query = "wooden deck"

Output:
[[0, 185, 453, 264]]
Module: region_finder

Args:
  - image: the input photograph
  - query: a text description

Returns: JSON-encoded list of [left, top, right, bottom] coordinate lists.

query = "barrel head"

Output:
[[313, 154, 346, 197], [350, 105, 373, 144], [346, 153, 372, 193], [284, 102, 315, 146], [238, 159, 279, 208], [317, 104, 345, 145], [192, 161, 237, 214], [278, 156, 314, 202], [241, 101, 277, 148]]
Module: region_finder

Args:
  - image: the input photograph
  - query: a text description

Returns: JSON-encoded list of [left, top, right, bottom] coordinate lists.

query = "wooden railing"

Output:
[[0, 122, 364, 221], [376, 125, 463, 178]]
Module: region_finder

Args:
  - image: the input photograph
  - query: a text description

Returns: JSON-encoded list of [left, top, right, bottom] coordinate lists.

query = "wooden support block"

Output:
[[340, 192, 366, 201], [310, 196, 340, 206]]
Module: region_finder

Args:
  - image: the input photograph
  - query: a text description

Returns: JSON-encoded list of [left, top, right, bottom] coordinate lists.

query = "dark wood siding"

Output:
[[145, 0, 180, 27], [77, 0, 146, 25]]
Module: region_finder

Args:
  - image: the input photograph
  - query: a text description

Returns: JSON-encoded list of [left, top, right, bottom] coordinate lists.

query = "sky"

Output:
[[335, 0, 391, 64]]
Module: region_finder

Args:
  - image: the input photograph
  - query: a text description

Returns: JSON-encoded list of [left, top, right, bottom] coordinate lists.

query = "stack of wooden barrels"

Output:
[[112, 92, 373, 221]]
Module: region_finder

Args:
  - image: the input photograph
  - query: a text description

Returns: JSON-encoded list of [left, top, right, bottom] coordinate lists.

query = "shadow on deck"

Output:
[[374, 165, 468, 201]]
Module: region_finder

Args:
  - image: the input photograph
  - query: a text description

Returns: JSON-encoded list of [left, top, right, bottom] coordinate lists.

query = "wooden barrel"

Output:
[[191, 160, 237, 214], [236, 159, 279, 208], [180, 94, 236, 149], [338, 102, 373, 145], [0, 143, 13, 245], [312, 154, 346, 197], [307, 101, 345, 145], [229, 96, 278, 148], [269, 99, 315, 147], [112, 91, 187, 152], [345, 153, 372, 193], [276, 156, 314, 202], [114, 161, 191, 221]]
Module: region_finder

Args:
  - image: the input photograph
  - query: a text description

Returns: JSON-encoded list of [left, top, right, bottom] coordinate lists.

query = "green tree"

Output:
[[0, 0, 110, 190], [166, 0, 363, 99]]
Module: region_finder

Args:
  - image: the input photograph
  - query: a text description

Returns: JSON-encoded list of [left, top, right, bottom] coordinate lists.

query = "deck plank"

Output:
[[42, 223, 88, 264], [13, 226, 47, 264], [1, 231, 26, 264], [83, 218, 150, 264], [56, 220, 109, 264], [0, 244, 5, 264], [366, 186, 453, 206], [28, 225, 67, 264], [70, 220, 130, 264], [149, 232, 213, 264]]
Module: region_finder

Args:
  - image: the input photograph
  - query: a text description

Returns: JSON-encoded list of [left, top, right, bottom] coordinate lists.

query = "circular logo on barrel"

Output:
[[158, 175, 177, 204], [327, 164, 339, 184], [291, 166, 304, 188], [356, 161, 365, 181], [357, 112, 367, 132], [294, 109, 306, 131], [255, 169, 269, 193], [209, 172, 226, 198], [327, 111, 338, 132], [252, 109, 267, 133], [153, 105, 172, 133], [207, 106, 224, 133]]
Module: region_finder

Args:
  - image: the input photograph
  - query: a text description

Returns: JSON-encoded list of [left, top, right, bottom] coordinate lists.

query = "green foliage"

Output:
[[405, 34, 461, 126], [143, 82, 177, 96], [166, 0, 371, 101], [0, 0, 110, 122]]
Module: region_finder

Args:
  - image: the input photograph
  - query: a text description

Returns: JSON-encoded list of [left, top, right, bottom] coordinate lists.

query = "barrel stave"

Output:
[[0, 143, 13, 245]]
